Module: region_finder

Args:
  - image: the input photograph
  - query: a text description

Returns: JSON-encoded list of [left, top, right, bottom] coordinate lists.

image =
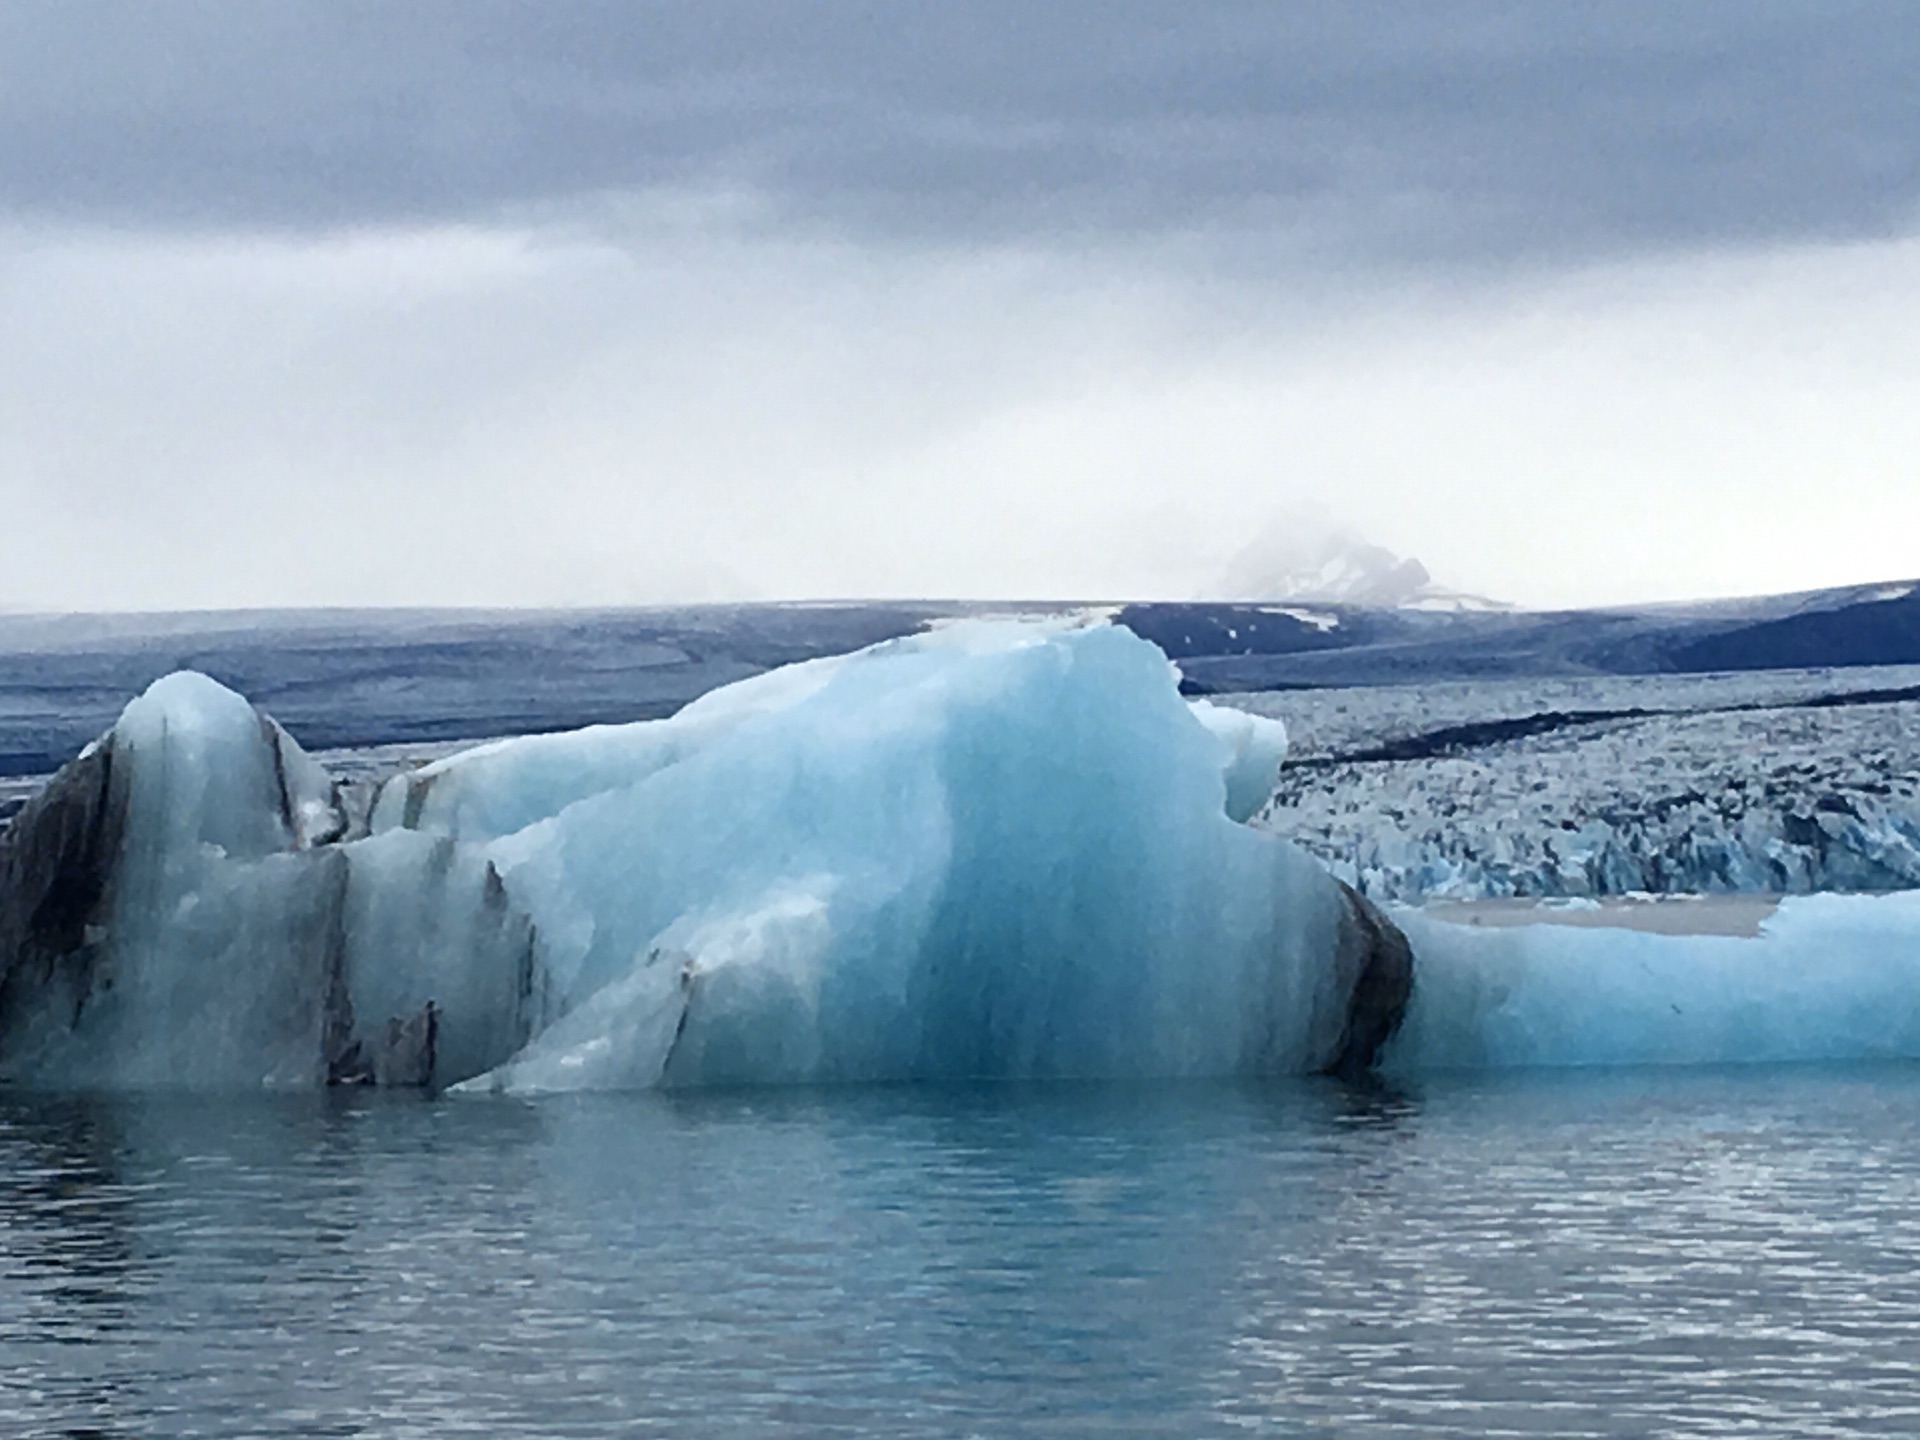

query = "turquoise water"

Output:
[[5, 1068, 1920, 1437]]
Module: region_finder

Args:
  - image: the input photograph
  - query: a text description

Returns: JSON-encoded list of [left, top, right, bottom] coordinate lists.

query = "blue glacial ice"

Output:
[[1387, 893, 1920, 1072], [391, 622, 1347, 1091], [0, 621, 1387, 1090]]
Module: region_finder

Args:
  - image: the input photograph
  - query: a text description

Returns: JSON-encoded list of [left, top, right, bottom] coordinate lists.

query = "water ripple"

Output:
[[3, 1069, 1919, 1437]]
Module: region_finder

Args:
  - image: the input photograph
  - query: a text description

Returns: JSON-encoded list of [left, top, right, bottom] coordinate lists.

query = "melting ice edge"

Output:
[[2, 619, 1917, 1091]]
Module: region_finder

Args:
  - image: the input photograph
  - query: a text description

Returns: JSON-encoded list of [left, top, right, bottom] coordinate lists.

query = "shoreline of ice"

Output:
[[1418, 893, 1781, 937]]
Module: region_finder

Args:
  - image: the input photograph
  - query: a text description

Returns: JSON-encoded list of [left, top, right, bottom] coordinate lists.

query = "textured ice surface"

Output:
[[1242, 667, 1920, 901]]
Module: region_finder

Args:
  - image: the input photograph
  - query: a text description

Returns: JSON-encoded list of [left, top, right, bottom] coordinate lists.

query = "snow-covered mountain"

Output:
[[1218, 523, 1508, 612]]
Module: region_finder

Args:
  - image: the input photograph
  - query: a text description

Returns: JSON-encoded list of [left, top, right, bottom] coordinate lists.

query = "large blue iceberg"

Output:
[[0, 621, 1402, 1090]]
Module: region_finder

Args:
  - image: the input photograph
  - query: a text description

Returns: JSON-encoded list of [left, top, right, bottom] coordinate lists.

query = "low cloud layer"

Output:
[[6, 220, 1916, 611]]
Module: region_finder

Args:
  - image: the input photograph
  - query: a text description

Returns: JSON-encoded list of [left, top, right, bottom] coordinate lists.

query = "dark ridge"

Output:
[[1665, 589, 1920, 672], [1177, 675, 1322, 698], [1294, 708, 1661, 766], [1115, 603, 1365, 660], [1793, 682, 1920, 709]]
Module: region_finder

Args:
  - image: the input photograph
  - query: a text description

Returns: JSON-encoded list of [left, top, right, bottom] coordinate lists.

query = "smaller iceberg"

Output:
[[1386, 894, 1920, 1071], [0, 620, 1404, 1091]]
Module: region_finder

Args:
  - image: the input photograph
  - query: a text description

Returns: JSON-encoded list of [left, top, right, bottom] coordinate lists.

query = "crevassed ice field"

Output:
[[1237, 664, 1920, 902]]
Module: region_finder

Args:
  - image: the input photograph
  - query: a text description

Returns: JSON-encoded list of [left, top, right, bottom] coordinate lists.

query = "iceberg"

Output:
[[1385, 894, 1920, 1072], [0, 621, 1405, 1091]]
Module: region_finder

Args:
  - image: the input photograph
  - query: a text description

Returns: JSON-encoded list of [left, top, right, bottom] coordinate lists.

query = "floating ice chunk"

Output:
[[0, 672, 347, 1086], [0, 672, 539, 1088], [27, 639, 1920, 1092], [1387, 892, 1920, 1072]]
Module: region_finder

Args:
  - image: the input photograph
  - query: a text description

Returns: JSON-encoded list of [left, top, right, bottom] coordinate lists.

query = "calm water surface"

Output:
[[4, 1068, 1920, 1438]]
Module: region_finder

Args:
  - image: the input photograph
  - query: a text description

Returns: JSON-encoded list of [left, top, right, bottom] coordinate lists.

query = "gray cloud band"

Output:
[[3, 1, 1918, 264]]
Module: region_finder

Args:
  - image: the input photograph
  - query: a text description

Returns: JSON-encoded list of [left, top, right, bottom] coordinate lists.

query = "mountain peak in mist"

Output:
[[1219, 520, 1509, 612]]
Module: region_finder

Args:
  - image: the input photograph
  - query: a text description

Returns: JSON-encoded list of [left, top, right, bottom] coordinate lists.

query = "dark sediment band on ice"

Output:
[[0, 701, 540, 1090], [1321, 883, 1413, 1079], [0, 737, 125, 1041]]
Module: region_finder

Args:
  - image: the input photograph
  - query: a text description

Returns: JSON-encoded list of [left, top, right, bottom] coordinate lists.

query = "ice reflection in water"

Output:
[[3, 1069, 1920, 1438]]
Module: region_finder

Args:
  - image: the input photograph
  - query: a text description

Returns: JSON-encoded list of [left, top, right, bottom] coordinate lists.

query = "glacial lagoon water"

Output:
[[6, 1067, 1920, 1438]]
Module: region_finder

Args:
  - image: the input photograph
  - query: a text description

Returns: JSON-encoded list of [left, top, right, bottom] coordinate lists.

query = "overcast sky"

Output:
[[4, 1, 1918, 611]]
